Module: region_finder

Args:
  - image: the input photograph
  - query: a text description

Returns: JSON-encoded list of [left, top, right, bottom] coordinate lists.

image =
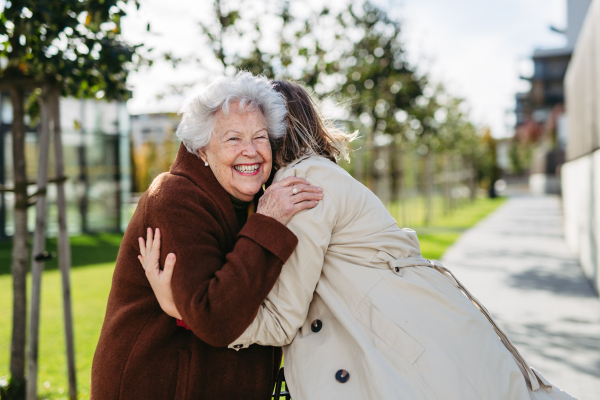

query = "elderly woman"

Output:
[[91, 73, 322, 399], [140, 80, 576, 400]]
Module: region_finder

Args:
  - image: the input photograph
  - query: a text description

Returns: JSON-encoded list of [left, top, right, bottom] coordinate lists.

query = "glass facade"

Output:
[[0, 94, 132, 239]]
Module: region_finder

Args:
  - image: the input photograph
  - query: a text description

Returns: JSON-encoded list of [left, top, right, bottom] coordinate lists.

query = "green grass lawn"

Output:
[[402, 197, 507, 260], [0, 197, 505, 399], [0, 235, 122, 400]]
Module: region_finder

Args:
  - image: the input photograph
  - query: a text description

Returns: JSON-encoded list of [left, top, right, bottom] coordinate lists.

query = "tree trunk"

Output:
[[368, 122, 378, 193], [424, 152, 434, 226], [9, 86, 28, 398], [114, 118, 122, 231], [468, 158, 476, 202], [78, 99, 88, 233], [389, 139, 399, 203], [365, 137, 373, 191], [388, 139, 401, 224]]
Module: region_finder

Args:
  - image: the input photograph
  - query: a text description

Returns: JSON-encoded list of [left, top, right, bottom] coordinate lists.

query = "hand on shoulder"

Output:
[[257, 176, 323, 226]]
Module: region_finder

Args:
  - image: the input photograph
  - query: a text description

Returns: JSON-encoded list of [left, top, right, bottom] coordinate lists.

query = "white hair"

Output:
[[176, 71, 287, 155]]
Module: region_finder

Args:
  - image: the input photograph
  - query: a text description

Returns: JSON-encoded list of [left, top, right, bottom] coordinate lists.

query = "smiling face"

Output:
[[199, 102, 272, 202]]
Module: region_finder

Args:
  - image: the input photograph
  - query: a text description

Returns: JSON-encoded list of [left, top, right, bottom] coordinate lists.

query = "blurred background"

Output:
[[1, 0, 599, 399]]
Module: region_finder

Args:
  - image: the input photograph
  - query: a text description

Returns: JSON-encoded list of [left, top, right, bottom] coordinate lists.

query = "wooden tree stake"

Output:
[[52, 89, 77, 400], [26, 85, 51, 400]]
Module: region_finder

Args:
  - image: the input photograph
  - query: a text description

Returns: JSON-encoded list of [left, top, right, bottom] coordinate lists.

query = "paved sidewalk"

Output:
[[440, 196, 600, 400]]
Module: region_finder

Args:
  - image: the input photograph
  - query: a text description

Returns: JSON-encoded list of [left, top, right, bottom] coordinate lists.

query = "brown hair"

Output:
[[272, 80, 356, 169]]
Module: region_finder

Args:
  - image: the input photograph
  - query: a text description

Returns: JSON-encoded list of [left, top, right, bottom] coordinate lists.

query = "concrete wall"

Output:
[[564, 0, 600, 161], [562, 154, 600, 292], [562, 0, 600, 294]]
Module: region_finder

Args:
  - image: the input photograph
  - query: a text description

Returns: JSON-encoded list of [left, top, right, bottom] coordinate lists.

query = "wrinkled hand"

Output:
[[257, 176, 323, 226], [138, 228, 182, 320]]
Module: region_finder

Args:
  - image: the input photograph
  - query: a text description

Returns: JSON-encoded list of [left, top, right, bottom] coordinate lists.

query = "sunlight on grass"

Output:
[[0, 263, 114, 399], [419, 233, 461, 260], [398, 197, 507, 260], [0, 233, 121, 399]]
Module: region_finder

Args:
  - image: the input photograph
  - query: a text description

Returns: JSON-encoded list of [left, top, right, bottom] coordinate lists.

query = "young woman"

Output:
[[139, 79, 575, 400]]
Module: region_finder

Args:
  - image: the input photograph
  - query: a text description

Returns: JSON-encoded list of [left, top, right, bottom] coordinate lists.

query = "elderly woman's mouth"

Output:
[[234, 164, 261, 175]]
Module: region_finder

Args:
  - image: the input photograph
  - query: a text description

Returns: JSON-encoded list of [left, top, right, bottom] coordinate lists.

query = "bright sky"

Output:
[[122, 0, 568, 138], [397, 0, 566, 137]]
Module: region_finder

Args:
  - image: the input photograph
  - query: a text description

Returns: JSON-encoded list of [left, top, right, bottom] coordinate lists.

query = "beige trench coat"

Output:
[[230, 156, 575, 400]]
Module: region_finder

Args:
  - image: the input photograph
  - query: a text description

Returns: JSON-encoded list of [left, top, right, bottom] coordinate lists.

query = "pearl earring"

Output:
[[205, 162, 209, 166]]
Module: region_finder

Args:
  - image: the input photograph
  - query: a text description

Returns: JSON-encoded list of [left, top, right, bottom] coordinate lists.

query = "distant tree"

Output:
[[182, 0, 336, 82], [480, 127, 500, 198], [316, 1, 421, 196], [508, 138, 533, 175], [336, 2, 423, 133], [0, 1, 141, 397], [163, 0, 489, 198], [191, 0, 423, 179], [431, 92, 479, 155]]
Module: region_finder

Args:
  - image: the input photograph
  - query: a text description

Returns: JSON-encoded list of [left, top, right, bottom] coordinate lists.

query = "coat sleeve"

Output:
[[145, 178, 298, 347], [228, 169, 338, 349]]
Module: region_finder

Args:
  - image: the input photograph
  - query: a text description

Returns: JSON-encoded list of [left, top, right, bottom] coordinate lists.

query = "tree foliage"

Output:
[[335, 3, 424, 138], [196, 0, 336, 82], [172, 0, 496, 193], [190, 1, 478, 147], [0, 0, 142, 99]]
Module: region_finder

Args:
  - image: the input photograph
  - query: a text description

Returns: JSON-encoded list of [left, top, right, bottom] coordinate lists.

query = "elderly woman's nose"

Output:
[[241, 140, 259, 157]]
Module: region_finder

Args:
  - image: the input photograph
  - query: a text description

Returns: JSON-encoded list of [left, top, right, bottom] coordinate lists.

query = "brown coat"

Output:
[[91, 144, 298, 400]]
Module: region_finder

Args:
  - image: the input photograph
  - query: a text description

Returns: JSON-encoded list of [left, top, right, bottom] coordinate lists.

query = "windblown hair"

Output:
[[272, 80, 357, 168], [176, 71, 287, 155]]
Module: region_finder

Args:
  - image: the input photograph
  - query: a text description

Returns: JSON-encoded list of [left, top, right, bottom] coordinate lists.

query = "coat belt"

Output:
[[387, 257, 552, 393]]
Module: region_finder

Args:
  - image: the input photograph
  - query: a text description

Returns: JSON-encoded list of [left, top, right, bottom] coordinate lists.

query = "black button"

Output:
[[233, 344, 243, 349], [311, 319, 322, 333], [394, 267, 400, 272], [335, 369, 350, 383]]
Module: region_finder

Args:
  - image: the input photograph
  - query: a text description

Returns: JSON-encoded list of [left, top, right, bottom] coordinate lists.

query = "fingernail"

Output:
[[318, 187, 323, 192], [167, 253, 175, 260]]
